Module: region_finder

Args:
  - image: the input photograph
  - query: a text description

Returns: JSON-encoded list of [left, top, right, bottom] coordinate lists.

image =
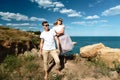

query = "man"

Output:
[[39, 21, 61, 80]]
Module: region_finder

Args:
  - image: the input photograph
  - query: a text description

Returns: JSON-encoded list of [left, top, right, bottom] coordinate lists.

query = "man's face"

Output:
[[43, 23, 49, 31]]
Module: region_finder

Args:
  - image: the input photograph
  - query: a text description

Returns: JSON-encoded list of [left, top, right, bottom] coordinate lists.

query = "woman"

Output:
[[53, 18, 74, 54]]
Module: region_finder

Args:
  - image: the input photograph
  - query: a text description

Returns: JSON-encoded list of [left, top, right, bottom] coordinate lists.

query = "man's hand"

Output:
[[38, 49, 43, 59], [56, 49, 60, 54]]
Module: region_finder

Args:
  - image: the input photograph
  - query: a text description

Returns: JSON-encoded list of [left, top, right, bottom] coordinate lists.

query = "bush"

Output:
[[3, 55, 21, 72], [25, 62, 39, 72]]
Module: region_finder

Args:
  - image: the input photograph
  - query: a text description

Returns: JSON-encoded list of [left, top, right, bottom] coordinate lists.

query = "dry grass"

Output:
[[0, 26, 38, 41], [0, 53, 120, 80]]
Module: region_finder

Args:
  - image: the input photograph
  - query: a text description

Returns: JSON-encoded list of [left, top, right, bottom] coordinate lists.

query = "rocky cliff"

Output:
[[0, 26, 40, 62], [80, 43, 120, 68]]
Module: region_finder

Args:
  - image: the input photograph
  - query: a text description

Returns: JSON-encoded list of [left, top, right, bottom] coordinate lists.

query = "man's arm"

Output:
[[39, 38, 44, 55]]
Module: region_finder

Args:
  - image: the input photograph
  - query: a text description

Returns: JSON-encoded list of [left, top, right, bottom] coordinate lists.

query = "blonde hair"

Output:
[[57, 18, 63, 25], [57, 18, 63, 21], [53, 21, 57, 26]]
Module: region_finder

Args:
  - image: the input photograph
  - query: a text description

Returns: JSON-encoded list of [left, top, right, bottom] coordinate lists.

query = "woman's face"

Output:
[[57, 20, 62, 25]]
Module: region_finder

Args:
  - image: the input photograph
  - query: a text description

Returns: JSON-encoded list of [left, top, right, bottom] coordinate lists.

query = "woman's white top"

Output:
[[53, 25, 64, 33]]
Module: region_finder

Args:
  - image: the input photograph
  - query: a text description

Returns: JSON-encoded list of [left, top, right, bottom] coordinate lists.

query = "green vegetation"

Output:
[[88, 58, 110, 76], [0, 54, 44, 80], [27, 31, 41, 35]]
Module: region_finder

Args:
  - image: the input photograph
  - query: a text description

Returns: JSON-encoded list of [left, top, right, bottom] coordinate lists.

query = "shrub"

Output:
[[3, 55, 21, 72]]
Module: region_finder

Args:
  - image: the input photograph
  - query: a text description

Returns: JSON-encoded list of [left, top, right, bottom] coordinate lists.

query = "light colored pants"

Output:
[[42, 49, 60, 71]]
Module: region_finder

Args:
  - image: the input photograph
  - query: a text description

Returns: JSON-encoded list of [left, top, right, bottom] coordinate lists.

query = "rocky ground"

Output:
[[0, 47, 120, 80]]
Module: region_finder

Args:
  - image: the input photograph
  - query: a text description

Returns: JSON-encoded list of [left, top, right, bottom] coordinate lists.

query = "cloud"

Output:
[[31, 0, 63, 9], [60, 8, 82, 17], [0, 12, 46, 21], [0, 12, 28, 21], [71, 20, 108, 26], [102, 5, 120, 16], [35, 0, 53, 8], [53, 2, 64, 8], [30, 17, 46, 21], [89, 0, 103, 7], [6, 23, 36, 27], [0, 24, 2, 26], [30, 0, 82, 17], [53, 7, 60, 12], [84, 15, 100, 19]]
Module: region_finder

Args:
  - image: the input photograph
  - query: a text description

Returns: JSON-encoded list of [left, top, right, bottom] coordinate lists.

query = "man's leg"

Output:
[[50, 50, 62, 74], [42, 50, 49, 80]]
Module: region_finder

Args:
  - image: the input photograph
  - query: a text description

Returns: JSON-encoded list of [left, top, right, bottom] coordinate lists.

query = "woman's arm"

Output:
[[54, 36, 60, 52], [56, 25, 64, 36]]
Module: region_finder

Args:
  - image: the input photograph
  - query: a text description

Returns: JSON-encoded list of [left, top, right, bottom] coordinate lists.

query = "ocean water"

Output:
[[67, 36, 120, 55]]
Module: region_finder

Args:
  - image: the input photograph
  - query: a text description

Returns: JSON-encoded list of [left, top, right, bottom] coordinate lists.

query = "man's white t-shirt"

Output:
[[40, 29, 56, 50]]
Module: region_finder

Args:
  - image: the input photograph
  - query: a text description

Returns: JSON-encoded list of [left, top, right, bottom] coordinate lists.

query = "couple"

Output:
[[39, 18, 74, 80]]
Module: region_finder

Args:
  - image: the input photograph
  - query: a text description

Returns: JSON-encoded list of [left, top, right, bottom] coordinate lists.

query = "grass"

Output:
[[0, 54, 44, 80], [3, 55, 22, 72], [0, 26, 39, 41], [88, 57, 110, 76]]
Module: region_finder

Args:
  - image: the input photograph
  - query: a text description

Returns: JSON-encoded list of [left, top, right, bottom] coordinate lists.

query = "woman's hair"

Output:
[[53, 21, 57, 26], [57, 18, 63, 25], [57, 18, 63, 21]]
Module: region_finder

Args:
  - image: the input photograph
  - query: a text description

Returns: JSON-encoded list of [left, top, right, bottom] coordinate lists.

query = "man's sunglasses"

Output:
[[44, 24, 49, 26]]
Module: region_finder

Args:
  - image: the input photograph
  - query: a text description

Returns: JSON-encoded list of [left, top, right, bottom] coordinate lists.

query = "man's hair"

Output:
[[42, 21, 48, 26]]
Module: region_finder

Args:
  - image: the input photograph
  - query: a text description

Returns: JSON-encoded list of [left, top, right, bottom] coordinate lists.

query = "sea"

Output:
[[67, 36, 120, 55]]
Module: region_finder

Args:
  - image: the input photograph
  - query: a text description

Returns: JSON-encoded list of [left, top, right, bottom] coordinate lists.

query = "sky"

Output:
[[0, 0, 120, 36]]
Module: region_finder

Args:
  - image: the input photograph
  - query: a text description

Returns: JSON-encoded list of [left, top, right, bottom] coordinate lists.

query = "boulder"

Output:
[[80, 43, 105, 58], [80, 43, 120, 68], [97, 47, 120, 68]]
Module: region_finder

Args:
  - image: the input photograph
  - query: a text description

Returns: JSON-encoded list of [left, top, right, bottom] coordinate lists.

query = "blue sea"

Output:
[[68, 36, 120, 55]]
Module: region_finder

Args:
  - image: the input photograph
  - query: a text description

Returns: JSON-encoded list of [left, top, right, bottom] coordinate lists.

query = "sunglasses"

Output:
[[44, 24, 49, 26]]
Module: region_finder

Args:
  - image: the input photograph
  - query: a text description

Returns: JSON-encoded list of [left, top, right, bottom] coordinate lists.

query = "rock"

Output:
[[80, 43, 105, 58], [80, 43, 120, 68], [97, 47, 120, 68], [109, 71, 119, 80]]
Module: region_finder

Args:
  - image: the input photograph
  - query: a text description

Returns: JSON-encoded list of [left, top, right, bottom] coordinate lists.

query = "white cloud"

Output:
[[84, 15, 100, 19], [30, 0, 82, 17], [102, 5, 120, 16], [71, 20, 107, 26], [31, 0, 64, 8], [29, 27, 38, 29], [31, 0, 54, 8], [37, 0, 53, 8], [60, 8, 82, 17], [0, 12, 46, 21], [30, 17, 46, 21], [0, 24, 2, 26], [89, 0, 103, 7], [71, 21, 97, 26], [100, 20, 108, 23], [53, 2, 64, 8], [53, 8, 60, 12], [6, 23, 36, 27], [0, 12, 28, 21]]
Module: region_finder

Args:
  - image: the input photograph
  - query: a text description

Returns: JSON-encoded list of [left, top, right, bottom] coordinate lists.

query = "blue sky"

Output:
[[0, 0, 120, 36]]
